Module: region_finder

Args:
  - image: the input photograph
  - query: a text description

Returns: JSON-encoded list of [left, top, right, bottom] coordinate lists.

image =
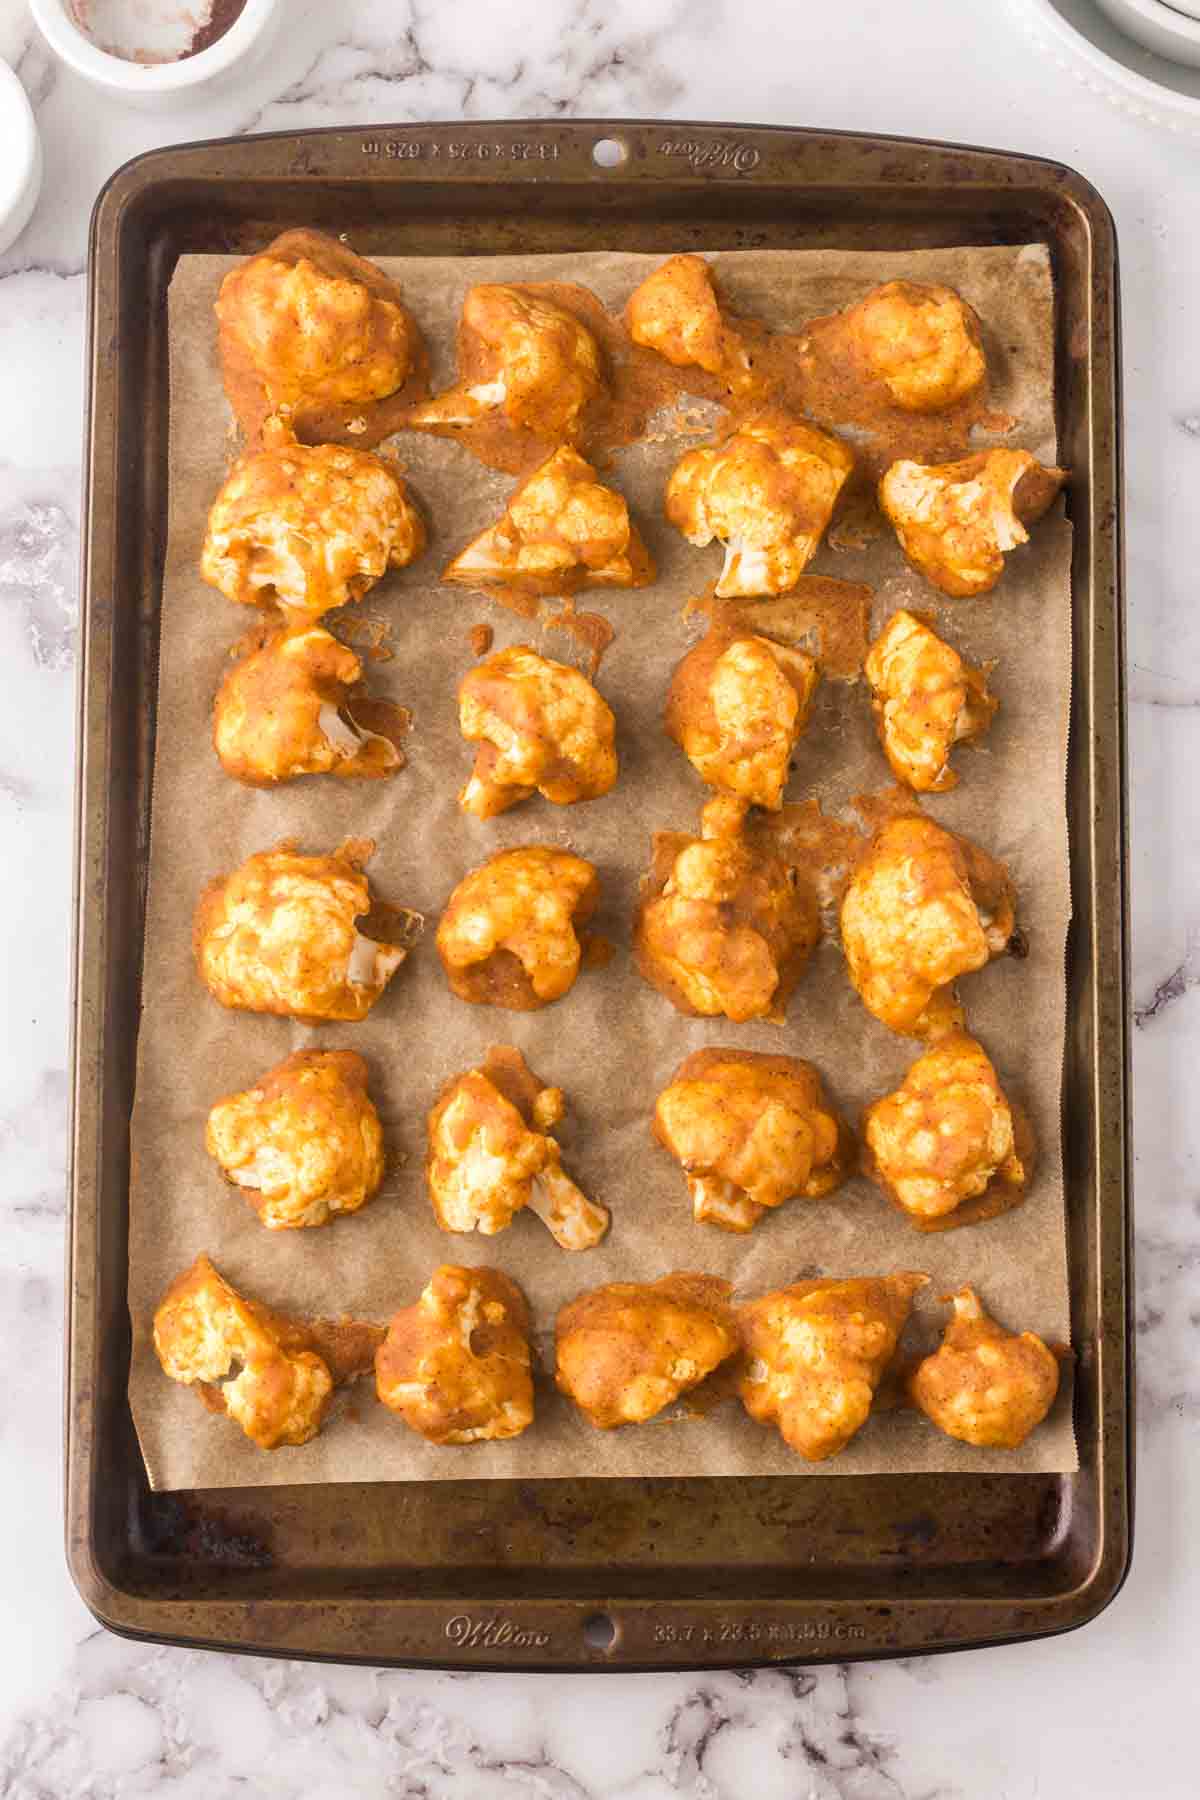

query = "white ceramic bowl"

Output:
[[1012, 0, 1200, 132], [0, 61, 42, 255], [29, 0, 282, 108], [1093, 0, 1200, 63]]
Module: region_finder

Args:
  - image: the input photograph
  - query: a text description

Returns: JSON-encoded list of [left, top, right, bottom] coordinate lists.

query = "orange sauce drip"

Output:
[[715, 578, 872, 683], [345, 697, 412, 767], [545, 600, 616, 678], [764, 797, 870, 915], [336, 612, 395, 663]]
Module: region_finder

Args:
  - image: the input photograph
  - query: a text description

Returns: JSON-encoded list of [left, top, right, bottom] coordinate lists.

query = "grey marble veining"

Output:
[[0, 0, 1196, 1793], [5, 1644, 920, 1799]]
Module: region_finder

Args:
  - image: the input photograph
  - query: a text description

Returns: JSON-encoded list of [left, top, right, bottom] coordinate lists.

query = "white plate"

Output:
[[1011, 0, 1200, 132]]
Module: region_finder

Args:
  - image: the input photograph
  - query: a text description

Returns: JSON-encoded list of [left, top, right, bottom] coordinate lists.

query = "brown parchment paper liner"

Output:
[[129, 246, 1077, 1489]]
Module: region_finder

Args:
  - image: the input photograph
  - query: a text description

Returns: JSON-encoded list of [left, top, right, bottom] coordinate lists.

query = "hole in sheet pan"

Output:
[[582, 1611, 618, 1650], [592, 137, 627, 169]]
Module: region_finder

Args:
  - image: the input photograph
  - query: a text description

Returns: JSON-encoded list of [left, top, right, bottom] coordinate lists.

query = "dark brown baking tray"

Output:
[[67, 120, 1130, 1670]]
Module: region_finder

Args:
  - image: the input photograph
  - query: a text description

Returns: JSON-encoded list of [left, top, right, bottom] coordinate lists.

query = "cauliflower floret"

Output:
[[194, 839, 420, 1021], [880, 449, 1066, 598], [436, 844, 600, 1010], [666, 410, 854, 597], [909, 1285, 1060, 1449], [665, 612, 819, 810], [862, 1030, 1032, 1226], [428, 1045, 608, 1250], [443, 446, 653, 600], [654, 1048, 851, 1232], [626, 253, 748, 382], [635, 796, 819, 1022], [864, 610, 996, 793], [153, 1253, 335, 1449], [215, 229, 422, 421], [457, 644, 617, 817], [835, 280, 987, 413], [201, 418, 424, 618], [213, 623, 404, 786], [839, 815, 1016, 1036], [406, 284, 604, 438], [738, 1272, 928, 1462], [205, 1049, 385, 1230], [555, 1274, 738, 1428], [375, 1265, 535, 1444]]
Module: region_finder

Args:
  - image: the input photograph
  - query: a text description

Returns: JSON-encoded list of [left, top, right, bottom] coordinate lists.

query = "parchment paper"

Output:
[[129, 246, 1078, 1489]]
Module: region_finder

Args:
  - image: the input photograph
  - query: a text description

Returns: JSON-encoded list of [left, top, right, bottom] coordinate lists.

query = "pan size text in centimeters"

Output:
[[415, 1613, 872, 1656]]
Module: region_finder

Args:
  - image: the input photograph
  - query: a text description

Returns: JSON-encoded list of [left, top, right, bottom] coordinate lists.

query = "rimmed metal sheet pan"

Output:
[[67, 120, 1130, 1669]]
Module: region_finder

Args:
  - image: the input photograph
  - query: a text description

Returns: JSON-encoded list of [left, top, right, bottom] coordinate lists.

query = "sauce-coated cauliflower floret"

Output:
[[654, 1048, 852, 1233], [626, 253, 747, 382], [194, 839, 419, 1021], [864, 609, 996, 793], [201, 418, 424, 617], [428, 1045, 609, 1250], [833, 280, 987, 413], [216, 229, 422, 422], [406, 284, 604, 438], [205, 1049, 385, 1230], [555, 1274, 738, 1429], [154, 1253, 334, 1449], [443, 447, 653, 600], [862, 1031, 1032, 1226], [635, 796, 819, 1022], [909, 1286, 1060, 1448], [213, 623, 403, 786], [880, 449, 1066, 598], [436, 845, 601, 1010], [839, 815, 1016, 1036], [738, 1272, 928, 1462], [457, 644, 617, 817], [375, 1265, 535, 1444], [666, 410, 854, 597], [665, 612, 819, 810]]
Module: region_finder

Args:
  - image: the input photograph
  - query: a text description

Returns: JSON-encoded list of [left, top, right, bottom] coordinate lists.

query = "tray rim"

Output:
[[66, 116, 1132, 1672]]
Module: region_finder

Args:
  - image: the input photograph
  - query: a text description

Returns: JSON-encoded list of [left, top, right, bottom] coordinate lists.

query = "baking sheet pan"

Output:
[[68, 121, 1129, 1668]]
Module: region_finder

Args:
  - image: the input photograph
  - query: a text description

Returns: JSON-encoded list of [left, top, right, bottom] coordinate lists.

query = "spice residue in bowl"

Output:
[[69, 0, 248, 63]]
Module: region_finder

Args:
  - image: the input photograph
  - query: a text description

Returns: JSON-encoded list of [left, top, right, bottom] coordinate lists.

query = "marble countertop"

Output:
[[0, 0, 1191, 1793]]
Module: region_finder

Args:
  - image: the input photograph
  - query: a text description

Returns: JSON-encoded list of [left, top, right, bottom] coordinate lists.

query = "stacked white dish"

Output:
[[1013, 0, 1200, 131], [0, 61, 41, 255]]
